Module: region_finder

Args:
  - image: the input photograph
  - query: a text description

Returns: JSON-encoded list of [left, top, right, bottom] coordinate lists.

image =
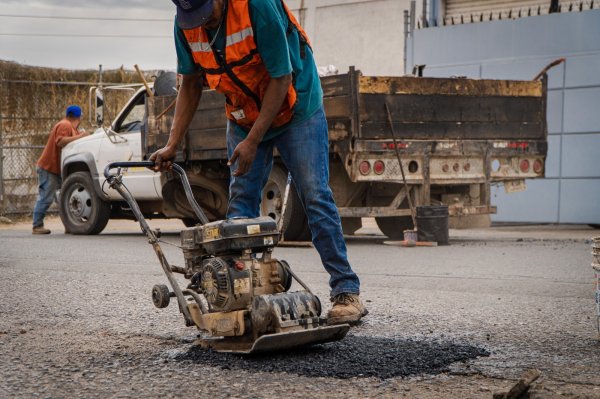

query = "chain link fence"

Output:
[[0, 80, 91, 215], [0, 61, 147, 217]]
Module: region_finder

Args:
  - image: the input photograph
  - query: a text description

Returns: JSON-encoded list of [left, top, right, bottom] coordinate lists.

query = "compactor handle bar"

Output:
[[104, 161, 209, 225]]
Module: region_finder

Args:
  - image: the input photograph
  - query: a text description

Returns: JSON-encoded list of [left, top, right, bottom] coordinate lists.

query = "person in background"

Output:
[[32, 105, 88, 234]]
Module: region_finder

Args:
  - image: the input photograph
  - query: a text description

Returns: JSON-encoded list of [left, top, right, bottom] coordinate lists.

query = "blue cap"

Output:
[[66, 105, 82, 118], [172, 0, 214, 29]]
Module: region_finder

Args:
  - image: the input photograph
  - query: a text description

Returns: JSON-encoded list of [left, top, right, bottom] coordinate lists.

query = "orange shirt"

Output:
[[37, 118, 78, 175]]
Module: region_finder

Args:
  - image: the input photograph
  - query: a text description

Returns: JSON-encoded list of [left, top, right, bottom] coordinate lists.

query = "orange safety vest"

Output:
[[182, 0, 311, 130]]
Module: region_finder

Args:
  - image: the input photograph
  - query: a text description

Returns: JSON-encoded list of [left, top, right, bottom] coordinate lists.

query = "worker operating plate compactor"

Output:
[[104, 161, 350, 354]]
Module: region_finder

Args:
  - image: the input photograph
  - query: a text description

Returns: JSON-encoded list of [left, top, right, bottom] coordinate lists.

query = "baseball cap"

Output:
[[66, 105, 82, 118], [172, 0, 215, 29]]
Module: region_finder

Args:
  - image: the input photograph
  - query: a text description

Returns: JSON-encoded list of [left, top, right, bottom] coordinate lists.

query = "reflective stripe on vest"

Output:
[[226, 26, 253, 46], [188, 41, 211, 53], [187, 26, 254, 53]]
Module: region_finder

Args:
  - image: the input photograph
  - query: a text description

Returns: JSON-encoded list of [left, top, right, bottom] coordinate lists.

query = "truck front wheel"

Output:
[[59, 172, 111, 235], [375, 216, 414, 240]]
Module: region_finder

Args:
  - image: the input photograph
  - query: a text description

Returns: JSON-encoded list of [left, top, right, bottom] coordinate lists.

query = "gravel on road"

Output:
[[1, 219, 599, 398]]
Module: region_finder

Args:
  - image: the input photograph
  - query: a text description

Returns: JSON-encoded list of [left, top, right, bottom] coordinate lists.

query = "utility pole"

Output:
[[0, 81, 4, 213]]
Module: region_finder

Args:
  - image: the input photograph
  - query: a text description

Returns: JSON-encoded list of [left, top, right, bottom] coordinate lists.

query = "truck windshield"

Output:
[[116, 93, 145, 133]]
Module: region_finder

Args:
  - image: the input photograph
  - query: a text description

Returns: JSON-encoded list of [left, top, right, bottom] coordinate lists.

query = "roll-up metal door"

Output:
[[444, 0, 550, 21]]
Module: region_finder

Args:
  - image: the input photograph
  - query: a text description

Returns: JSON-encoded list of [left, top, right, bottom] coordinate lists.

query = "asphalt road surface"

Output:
[[1, 217, 599, 398]]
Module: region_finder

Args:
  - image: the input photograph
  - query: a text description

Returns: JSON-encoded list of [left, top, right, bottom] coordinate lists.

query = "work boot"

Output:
[[32, 225, 51, 235], [327, 293, 368, 325]]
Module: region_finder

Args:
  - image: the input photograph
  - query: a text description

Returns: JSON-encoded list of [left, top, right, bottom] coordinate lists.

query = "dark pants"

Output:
[[226, 106, 360, 297], [32, 167, 61, 227]]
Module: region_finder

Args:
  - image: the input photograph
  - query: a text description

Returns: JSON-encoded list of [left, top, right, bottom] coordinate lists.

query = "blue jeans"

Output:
[[227, 107, 360, 297], [32, 167, 61, 227]]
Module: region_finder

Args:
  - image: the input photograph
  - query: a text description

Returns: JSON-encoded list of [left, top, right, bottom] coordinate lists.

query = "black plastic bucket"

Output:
[[416, 205, 449, 245]]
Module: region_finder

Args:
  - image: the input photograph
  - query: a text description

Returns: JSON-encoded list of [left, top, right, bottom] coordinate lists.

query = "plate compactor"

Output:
[[104, 161, 350, 354]]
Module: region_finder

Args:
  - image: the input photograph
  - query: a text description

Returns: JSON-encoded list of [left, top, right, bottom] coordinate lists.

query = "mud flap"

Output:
[[197, 324, 351, 354]]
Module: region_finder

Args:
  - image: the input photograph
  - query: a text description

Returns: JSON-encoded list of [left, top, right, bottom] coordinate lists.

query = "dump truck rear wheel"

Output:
[[181, 218, 198, 228], [341, 217, 362, 235], [375, 216, 414, 240], [262, 165, 310, 241]]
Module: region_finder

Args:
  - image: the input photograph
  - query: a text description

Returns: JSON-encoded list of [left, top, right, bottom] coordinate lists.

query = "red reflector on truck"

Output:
[[508, 142, 529, 149], [533, 159, 544, 174], [386, 142, 408, 150], [520, 159, 530, 173], [373, 160, 385, 175], [359, 161, 371, 175]]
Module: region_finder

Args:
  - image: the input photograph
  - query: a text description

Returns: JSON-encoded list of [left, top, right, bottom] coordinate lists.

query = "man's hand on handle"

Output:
[[149, 146, 177, 172]]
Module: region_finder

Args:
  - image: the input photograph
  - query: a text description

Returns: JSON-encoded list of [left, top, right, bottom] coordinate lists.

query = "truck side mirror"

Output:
[[88, 87, 104, 127], [95, 89, 104, 126]]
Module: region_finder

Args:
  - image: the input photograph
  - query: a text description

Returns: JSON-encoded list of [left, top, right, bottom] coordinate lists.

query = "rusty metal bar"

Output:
[[385, 102, 417, 227], [182, 289, 208, 314], [0, 81, 4, 210], [348, 66, 361, 141], [448, 205, 497, 216], [403, 10, 409, 75], [337, 207, 412, 218], [532, 58, 565, 81], [390, 186, 409, 209]]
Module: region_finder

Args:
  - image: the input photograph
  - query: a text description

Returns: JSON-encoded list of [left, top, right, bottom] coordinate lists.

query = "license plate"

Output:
[[505, 179, 526, 193]]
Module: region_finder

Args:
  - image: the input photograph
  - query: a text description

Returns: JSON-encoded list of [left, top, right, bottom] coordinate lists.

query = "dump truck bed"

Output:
[[354, 75, 545, 140], [144, 69, 546, 161]]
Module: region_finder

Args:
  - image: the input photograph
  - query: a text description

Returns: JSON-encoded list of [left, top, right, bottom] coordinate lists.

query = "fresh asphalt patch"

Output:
[[174, 334, 489, 379]]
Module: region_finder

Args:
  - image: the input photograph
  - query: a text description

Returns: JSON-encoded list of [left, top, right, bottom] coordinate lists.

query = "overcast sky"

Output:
[[1, 1, 178, 71]]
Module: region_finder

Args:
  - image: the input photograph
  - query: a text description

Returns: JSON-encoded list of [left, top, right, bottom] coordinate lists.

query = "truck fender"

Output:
[[61, 152, 108, 200]]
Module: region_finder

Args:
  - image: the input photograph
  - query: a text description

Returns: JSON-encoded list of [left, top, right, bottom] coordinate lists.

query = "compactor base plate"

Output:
[[196, 324, 351, 354]]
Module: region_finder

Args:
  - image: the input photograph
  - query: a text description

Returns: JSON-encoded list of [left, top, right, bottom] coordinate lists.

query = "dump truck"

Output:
[[60, 67, 548, 239]]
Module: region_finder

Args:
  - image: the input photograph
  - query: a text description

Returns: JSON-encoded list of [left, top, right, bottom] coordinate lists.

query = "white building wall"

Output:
[[287, 0, 423, 76], [405, 9, 600, 224]]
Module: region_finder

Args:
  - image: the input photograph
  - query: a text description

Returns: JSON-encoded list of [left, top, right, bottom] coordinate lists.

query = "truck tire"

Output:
[[262, 165, 310, 241], [375, 216, 414, 240], [182, 218, 198, 228], [341, 217, 362, 235], [59, 171, 111, 235]]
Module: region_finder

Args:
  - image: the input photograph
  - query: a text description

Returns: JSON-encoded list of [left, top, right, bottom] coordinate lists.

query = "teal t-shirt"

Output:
[[174, 0, 323, 141]]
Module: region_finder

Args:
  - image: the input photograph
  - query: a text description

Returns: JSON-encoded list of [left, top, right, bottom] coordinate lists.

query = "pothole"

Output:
[[174, 334, 489, 379]]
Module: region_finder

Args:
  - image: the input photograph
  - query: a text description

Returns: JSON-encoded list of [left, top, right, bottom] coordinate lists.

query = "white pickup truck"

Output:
[[59, 85, 171, 234]]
